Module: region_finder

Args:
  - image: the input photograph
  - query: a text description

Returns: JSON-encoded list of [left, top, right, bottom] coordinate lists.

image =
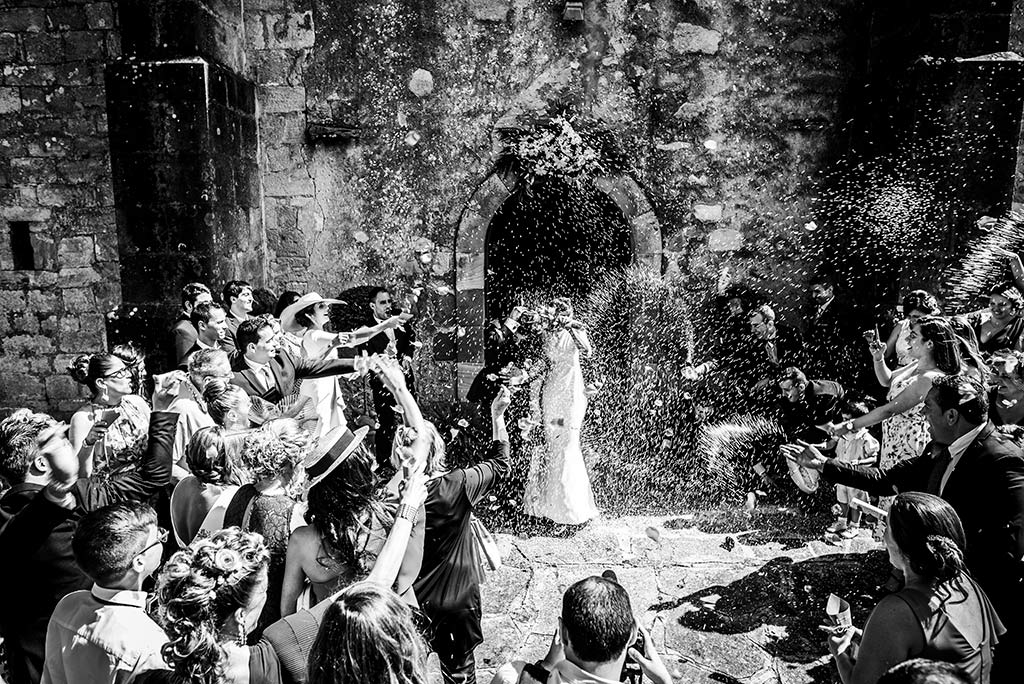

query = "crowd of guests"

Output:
[[1, 267, 1023, 684]]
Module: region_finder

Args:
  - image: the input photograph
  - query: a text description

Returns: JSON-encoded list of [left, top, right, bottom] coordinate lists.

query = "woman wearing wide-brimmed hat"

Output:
[[279, 357, 428, 616], [279, 292, 409, 438]]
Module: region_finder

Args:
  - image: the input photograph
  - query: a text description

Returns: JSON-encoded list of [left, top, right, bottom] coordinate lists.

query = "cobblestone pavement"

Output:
[[470, 510, 887, 684]]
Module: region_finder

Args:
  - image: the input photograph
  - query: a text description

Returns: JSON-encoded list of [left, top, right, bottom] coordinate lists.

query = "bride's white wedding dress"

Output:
[[523, 327, 598, 524]]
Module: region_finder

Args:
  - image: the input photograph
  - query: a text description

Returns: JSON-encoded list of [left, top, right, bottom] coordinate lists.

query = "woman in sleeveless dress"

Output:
[[524, 299, 597, 525], [827, 493, 1003, 684], [169, 426, 247, 547], [885, 290, 942, 369], [826, 317, 966, 469]]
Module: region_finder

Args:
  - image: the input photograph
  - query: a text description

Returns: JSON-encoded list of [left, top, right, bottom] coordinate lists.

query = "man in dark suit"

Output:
[[221, 279, 253, 355], [359, 287, 417, 467], [168, 282, 211, 368], [737, 303, 804, 410], [0, 403, 176, 684], [177, 301, 228, 369], [784, 374, 1024, 682], [803, 275, 864, 389], [776, 366, 845, 443], [229, 316, 360, 403]]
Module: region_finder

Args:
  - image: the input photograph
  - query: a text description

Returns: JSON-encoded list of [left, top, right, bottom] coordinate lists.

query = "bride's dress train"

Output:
[[523, 328, 597, 524]]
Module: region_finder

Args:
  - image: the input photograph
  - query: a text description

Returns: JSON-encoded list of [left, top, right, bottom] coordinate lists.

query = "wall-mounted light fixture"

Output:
[[562, 1, 583, 21]]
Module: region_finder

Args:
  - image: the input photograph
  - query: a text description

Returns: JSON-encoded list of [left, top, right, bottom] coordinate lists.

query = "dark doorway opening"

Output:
[[484, 177, 632, 348]]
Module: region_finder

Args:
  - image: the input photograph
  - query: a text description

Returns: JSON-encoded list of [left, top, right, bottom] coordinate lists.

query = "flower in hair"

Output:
[[956, 382, 978, 406], [214, 548, 241, 574], [1005, 355, 1019, 375]]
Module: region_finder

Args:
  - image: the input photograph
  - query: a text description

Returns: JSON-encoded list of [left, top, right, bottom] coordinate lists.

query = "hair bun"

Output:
[[67, 354, 92, 384]]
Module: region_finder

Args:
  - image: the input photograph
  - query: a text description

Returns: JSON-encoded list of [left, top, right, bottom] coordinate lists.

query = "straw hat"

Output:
[[280, 292, 346, 330], [304, 425, 370, 489]]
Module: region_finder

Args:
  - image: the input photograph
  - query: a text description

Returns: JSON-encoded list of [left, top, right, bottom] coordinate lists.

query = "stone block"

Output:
[[263, 168, 314, 196], [56, 158, 103, 184], [10, 311, 40, 333], [0, 88, 19, 114], [30, 234, 58, 270], [2, 333, 55, 357], [693, 204, 723, 222], [266, 12, 315, 49], [469, 0, 510, 22], [672, 23, 722, 55], [708, 228, 743, 252], [0, 373, 45, 401], [64, 30, 106, 61], [0, 8, 46, 32], [455, 251, 485, 291], [22, 33, 63, 63], [45, 374, 84, 401], [0, 33, 19, 62], [85, 3, 114, 29], [27, 290, 58, 312], [47, 6, 87, 31], [4, 64, 57, 86], [58, 236, 95, 267], [0, 290, 28, 312], [37, 185, 95, 207], [57, 267, 100, 288], [260, 85, 306, 114]]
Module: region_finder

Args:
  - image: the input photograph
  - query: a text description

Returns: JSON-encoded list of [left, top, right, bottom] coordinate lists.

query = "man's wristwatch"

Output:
[[397, 503, 418, 522]]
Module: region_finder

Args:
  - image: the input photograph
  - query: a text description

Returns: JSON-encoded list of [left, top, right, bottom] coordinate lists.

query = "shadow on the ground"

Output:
[[651, 551, 890, 666]]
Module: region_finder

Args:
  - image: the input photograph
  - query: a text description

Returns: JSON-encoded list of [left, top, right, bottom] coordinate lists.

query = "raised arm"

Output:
[[464, 389, 512, 505]]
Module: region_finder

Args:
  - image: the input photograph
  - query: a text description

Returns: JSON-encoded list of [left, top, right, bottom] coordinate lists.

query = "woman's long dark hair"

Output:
[[914, 316, 963, 375], [889, 492, 968, 586], [307, 582, 427, 684], [304, 443, 379, 575]]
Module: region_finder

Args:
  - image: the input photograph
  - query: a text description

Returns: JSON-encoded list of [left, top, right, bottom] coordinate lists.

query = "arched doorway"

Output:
[[453, 169, 663, 399]]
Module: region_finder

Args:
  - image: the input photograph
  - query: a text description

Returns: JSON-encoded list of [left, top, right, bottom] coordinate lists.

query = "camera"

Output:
[[621, 629, 645, 684]]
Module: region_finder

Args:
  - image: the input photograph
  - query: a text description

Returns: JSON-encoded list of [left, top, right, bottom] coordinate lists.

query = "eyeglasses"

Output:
[[104, 367, 131, 379], [138, 527, 169, 556]]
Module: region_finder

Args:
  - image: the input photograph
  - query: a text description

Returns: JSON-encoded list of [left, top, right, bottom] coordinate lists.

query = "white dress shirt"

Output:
[[41, 585, 167, 684]]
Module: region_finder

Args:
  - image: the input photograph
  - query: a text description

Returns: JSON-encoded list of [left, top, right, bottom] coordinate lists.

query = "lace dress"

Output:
[[523, 329, 597, 524], [87, 394, 151, 477], [880, 362, 932, 469]]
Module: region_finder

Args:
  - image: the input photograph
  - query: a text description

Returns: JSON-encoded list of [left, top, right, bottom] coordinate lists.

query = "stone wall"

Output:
[[0, 1, 121, 415]]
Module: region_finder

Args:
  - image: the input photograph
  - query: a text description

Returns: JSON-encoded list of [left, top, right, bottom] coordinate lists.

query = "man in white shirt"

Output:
[[176, 302, 228, 369], [168, 348, 233, 466], [42, 501, 168, 684]]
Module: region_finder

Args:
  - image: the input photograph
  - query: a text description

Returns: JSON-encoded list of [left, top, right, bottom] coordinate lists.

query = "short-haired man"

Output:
[[743, 303, 804, 402], [178, 301, 228, 369], [783, 373, 1024, 681], [777, 366, 844, 442], [41, 502, 168, 684], [169, 348, 234, 464], [221, 279, 254, 354], [170, 282, 212, 366], [360, 286, 417, 467], [231, 316, 361, 403], [804, 274, 863, 389], [493, 575, 672, 684], [0, 402, 176, 684]]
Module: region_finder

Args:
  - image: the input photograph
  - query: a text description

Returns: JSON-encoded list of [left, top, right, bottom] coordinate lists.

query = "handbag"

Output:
[[469, 514, 502, 578]]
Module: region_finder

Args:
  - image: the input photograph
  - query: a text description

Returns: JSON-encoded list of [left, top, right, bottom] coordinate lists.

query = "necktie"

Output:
[[765, 339, 779, 365], [260, 365, 274, 392], [926, 445, 952, 494]]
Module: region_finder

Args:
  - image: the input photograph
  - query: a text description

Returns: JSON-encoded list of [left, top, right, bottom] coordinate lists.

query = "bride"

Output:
[[524, 297, 598, 524]]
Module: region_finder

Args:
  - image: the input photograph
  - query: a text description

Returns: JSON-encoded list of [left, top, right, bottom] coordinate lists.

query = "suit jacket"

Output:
[[176, 341, 222, 370], [221, 314, 244, 355], [779, 379, 845, 442], [824, 423, 1024, 627], [230, 350, 355, 404], [170, 316, 197, 367], [805, 299, 861, 384], [359, 315, 416, 360], [0, 411, 176, 684]]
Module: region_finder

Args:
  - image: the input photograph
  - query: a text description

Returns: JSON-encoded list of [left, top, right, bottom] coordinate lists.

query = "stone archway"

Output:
[[452, 170, 663, 399]]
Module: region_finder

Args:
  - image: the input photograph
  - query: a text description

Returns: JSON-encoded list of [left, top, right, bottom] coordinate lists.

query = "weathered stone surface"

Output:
[[693, 204, 724, 223], [58, 236, 95, 267], [469, 0, 510, 22], [672, 23, 722, 55], [0, 88, 20, 114], [260, 85, 306, 113], [409, 68, 435, 97]]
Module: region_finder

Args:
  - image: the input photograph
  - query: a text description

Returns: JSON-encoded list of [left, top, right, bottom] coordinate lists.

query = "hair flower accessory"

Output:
[[957, 382, 979, 406], [214, 548, 241, 573]]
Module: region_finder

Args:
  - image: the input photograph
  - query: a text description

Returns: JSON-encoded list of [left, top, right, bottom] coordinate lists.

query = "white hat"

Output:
[[280, 292, 346, 330], [303, 425, 370, 489]]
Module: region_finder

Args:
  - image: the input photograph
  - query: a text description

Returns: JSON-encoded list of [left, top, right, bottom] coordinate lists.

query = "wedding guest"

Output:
[[169, 427, 247, 547], [135, 528, 279, 684], [0, 399, 176, 684], [825, 395, 880, 538], [744, 303, 804, 400], [804, 274, 862, 387], [989, 351, 1024, 426], [168, 349, 233, 467], [68, 353, 151, 479], [409, 388, 512, 684], [306, 582, 429, 684], [776, 366, 845, 443], [956, 282, 1024, 358], [224, 418, 309, 636], [279, 358, 427, 616], [360, 287, 417, 467], [178, 301, 229, 368], [222, 280, 254, 354], [274, 290, 301, 319], [826, 493, 1002, 684], [491, 576, 673, 684], [885, 290, 941, 368], [784, 374, 1024, 681], [834, 316, 961, 470], [170, 282, 212, 366], [41, 502, 168, 684], [230, 317, 362, 404], [112, 342, 151, 401], [878, 659, 972, 684], [204, 378, 253, 430], [252, 287, 279, 317]]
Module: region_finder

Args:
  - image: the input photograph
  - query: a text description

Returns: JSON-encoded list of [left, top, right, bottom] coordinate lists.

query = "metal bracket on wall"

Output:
[[306, 123, 361, 143]]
